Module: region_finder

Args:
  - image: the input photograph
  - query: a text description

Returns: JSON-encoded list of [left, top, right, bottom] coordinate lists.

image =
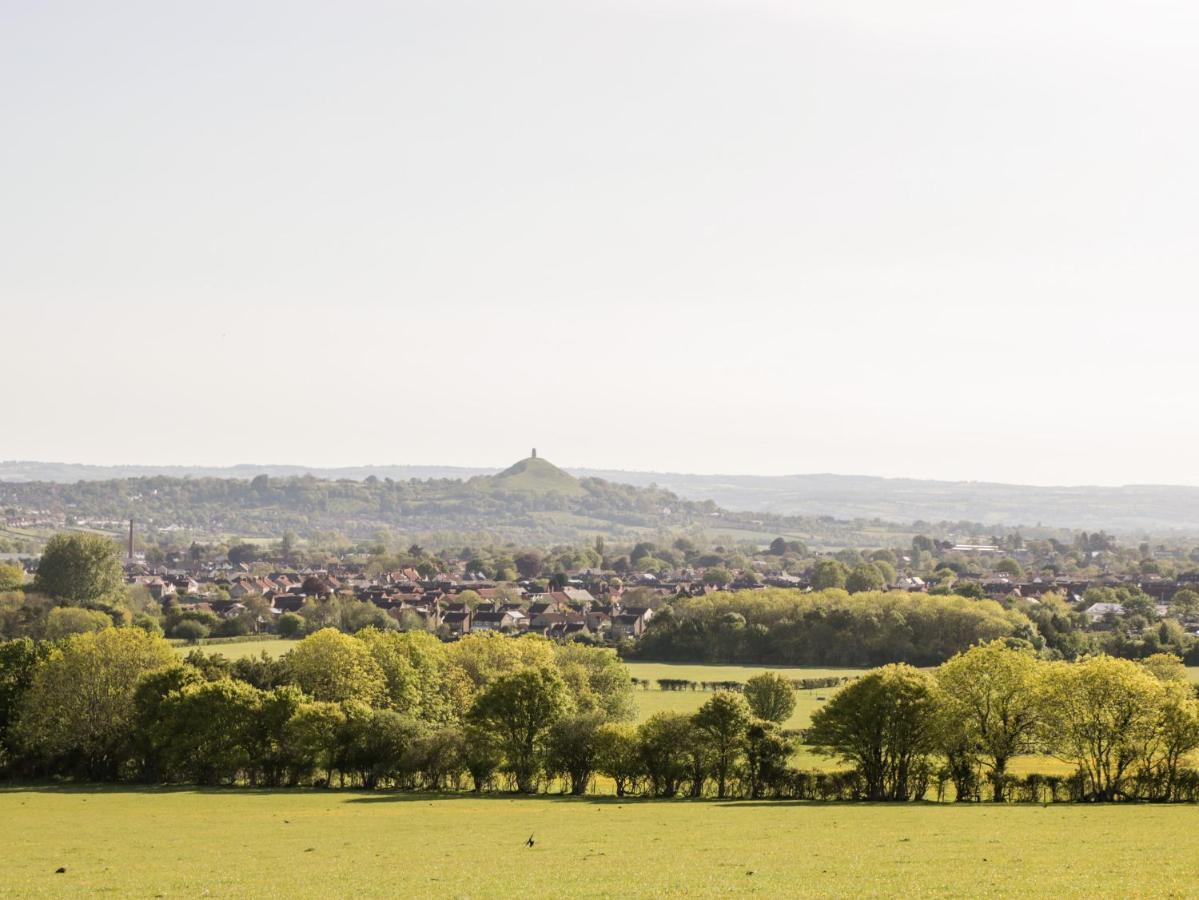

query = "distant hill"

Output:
[[0, 460, 494, 483], [0, 456, 719, 545], [483, 455, 586, 497], [5, 459, 1199, 533], [571, 471, 1199, 533]]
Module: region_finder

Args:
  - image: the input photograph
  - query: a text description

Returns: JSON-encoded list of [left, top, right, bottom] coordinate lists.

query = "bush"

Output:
[[44, 606, 113, 639], [173, 620, 210, 644], [277, 613, 305, 638]]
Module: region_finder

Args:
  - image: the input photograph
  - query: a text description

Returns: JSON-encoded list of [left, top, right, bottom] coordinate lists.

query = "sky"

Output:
[[3, 0, 1199, 485]]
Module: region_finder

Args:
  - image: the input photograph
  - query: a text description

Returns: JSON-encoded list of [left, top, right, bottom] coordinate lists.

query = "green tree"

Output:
[[637, 711, 692, 797], [552, 642, 635, 721], [513, 551, 544, 579], [245, 684, 305, 787], [846, 563, 886, 594], [14, 628, 175, 778], [743, 672, 796, 724], [154, 678, 264, 785], [339, 705, 425, 789], [692, 691, 751, 798], [172, 619, 209, 644], [286, 629, 386, 705], [462, 724, 503, 792], [130, 663, 203, 781], [44, 606, 112, 639], [807, 664, 941, 801], [811, 560, 849, 591], [935, 641, 1041, 801], [1169, 589, 1199, 619], [448, 631, 556, 693], [277, 612, 305, 638], [0, 638, 51, 766], [34, 533, 124, 604], [1140, 652, 1188, 683], [594, 722, 641, 797], [1036, 655, 1162, 801], [467, 666, 571, 793], [1141, 680, 1199, 801], [356, 628, 422, 714], [743, 720, 793, 799], [702, 567, 732, 587], [995, 558, 1024, 578], [546, 710, 606, 795], [0, 563, 25, 592], [283, 701, 345, 784]]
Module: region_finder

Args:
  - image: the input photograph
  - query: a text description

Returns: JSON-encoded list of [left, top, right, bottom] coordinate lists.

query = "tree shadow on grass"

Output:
[[0, 783, 950, 808]]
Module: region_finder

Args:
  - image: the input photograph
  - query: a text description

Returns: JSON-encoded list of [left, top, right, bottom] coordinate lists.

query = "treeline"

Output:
[[5, 627, 1199, 802], [0, 629, 635, 791], [634, 589, 1032, 666], [806, 644, 1199, 803]]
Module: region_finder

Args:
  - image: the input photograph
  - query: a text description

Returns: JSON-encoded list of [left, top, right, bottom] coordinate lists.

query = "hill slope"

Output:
[[483, 456, 586, 496]]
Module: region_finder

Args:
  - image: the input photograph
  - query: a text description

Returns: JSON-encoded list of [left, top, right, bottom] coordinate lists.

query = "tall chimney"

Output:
[[531, 448, 537, 459], [128, 519, 134, 560]]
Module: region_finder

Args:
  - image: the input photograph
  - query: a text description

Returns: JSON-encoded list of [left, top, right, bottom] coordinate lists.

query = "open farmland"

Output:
[[624, 661, 860, 731], [2, 787, 1197, 898], [173, 637, 296, 660]]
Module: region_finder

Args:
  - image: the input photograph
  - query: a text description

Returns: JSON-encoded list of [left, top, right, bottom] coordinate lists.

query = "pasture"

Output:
[[2, 787, 1196, 897], [624, 661, 859, 731], [174, 637, 295, 660]]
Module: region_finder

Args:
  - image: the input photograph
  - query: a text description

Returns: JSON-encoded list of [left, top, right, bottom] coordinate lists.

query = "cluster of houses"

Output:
[[114, 545, 1199, 643], [125, 561, 657, 642]]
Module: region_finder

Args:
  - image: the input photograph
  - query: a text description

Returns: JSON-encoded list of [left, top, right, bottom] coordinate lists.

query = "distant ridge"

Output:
[[5, 460, 1199, 532]]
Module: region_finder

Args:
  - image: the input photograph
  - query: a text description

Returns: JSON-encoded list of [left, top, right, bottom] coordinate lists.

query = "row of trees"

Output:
[[634, 589, 1032, 666], [807, 643, 1199, 802], [0, 624, 806, 797], [0, 628, 635, 785]]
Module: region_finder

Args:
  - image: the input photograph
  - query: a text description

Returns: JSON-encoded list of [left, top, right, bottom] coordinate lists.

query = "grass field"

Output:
[[175, 637, 296, 660], [624, 661, 859, 731], [2, 786, 1196, 898]]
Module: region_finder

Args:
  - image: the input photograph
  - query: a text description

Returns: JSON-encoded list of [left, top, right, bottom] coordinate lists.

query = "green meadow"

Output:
[[2, 787, 1196, 898]]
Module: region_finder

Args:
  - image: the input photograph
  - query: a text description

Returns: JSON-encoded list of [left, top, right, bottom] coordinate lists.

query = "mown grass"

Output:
[[624, 661, 858, 733], [1, 786, 1195, 897], [174, 637, 298, 660]]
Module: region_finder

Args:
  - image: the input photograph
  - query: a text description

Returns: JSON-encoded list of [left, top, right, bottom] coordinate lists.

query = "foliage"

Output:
[[34, 533, 124, 604], [743, 672, 797, 723], [467, 666, 572, 792], [936, 641, 1040, 800], [12, 629, 175, 778], [807, 664, 941, 801], [0, 563, 25, 592], [286, 629, 386, 705], [637, 711, 692, 797], [44, 606, 113, 639], [692, 691, 751, 798], [546, 711, 606, 795], [1036, 655, 1164, 801], [635, 589, 1031, 666]]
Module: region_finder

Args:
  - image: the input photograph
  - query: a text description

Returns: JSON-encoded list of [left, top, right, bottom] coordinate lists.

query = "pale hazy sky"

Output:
[[3, 1, 1199, 484]]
